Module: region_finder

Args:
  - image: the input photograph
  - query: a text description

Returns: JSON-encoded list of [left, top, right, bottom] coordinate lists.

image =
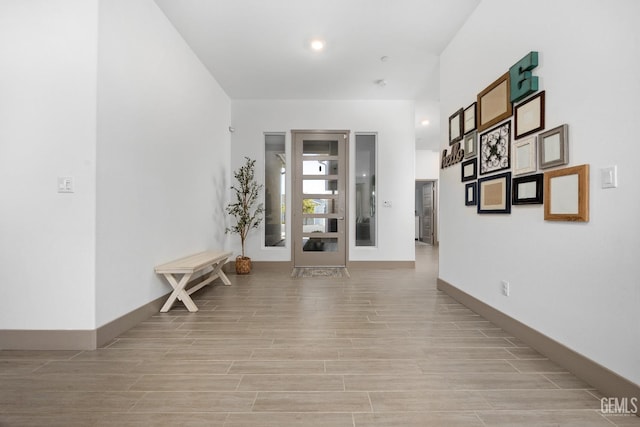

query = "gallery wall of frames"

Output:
[[441, 51, 589, 222]]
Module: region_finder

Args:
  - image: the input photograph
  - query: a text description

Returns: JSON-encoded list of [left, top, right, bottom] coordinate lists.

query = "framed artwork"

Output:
[[544, 164, 589, 222], [539, 124, 569, 169], [478, 171, 512, 214], [514, 91, 545, 139], [465, 182, 477, 206], [461, 158, 477, 182], [463, 102, 477, 134], [512, 173, 543, 205], [463, 131, 477, 159], [477, 72, 512, 132], [512, 135, 537, 176], [449, 108, 464, 145], [479, 121, 511, 175]]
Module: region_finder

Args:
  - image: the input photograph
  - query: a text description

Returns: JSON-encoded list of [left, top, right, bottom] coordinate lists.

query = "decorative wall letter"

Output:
[[510, 51, 539, 103], [441, 142, 465, 169]]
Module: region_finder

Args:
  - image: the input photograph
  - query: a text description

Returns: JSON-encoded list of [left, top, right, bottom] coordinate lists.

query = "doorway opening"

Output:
[[415, 180, 437, 245]]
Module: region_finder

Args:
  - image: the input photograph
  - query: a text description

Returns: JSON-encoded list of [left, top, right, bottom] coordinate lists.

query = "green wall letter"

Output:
[[510, 51, 539, 102]]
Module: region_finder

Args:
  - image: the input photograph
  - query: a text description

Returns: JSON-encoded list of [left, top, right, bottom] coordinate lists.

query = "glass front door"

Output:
[[292, 131, 348, 267]]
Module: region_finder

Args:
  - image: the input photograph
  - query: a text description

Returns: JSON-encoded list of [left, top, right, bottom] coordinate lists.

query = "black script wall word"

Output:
[[441, 142, 464, 169]]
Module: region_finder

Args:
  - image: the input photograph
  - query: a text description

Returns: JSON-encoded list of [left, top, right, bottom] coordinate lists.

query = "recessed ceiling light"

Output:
[[375, 79, 387, 87], [310, 39, 325, 51], [421, 119, 430, 126]]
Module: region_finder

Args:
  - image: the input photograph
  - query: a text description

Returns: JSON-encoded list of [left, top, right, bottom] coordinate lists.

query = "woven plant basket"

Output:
[[235, 256, 251, 274]]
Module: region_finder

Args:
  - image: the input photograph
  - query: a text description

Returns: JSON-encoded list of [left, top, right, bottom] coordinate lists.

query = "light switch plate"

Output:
[[57, 176, 74, 193], [383, 200, 392, 208], [601, 166, 617, 189]]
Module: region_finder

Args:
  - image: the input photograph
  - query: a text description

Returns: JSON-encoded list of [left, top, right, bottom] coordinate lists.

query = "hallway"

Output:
[[0, 245, 629, 426]]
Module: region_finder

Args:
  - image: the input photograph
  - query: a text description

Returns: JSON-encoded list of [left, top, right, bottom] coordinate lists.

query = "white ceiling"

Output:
[[153, 0, 481, 151]]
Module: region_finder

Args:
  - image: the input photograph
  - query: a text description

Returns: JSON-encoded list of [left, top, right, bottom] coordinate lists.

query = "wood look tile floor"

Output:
[[1, 244, 637, 426]]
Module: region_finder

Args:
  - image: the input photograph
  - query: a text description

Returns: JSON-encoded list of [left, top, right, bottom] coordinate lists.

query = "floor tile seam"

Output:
[[237, 373, 345, 377], [68, 351, 91, 361], [540, 373, 573, 390], [346, 386, 587, 393], [595, 411, 628, 427], [249, 391, 259, 412], [472, 411, 490, 427], [126, 390, 150, 413], [586, 389, 606, 400], [221, 412, 232, 426], [471, 410, 618, 427], [473, 408, 613, 413], [363, 409, 490, 414], [365, 391, 374, 413], [505, 359, 564, 374], [28, 360, 55, 374]]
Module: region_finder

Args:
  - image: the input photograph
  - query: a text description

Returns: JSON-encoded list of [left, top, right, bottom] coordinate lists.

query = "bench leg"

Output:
[[160, 273, 198, 312], [211, 258, 232, 286]]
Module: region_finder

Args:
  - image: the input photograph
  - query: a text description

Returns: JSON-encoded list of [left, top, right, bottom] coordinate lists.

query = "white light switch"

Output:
[[57, 177, 74, 193], [383, 200, 392, 208], [600, 166, 617, 189]]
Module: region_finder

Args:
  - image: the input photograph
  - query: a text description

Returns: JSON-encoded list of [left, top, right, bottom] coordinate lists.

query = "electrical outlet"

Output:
[[501, 280, 510, 297]]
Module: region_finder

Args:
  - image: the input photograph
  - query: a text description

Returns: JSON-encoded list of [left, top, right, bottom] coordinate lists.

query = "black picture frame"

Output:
[[512, 173, 544, 205], [461, 158, 477, 182], [449, 108, 464, 145], [465, 182, 477, 206], [479, 121, 511, 175], [477, 171, 512, 214], [514, 91, 545, 139]]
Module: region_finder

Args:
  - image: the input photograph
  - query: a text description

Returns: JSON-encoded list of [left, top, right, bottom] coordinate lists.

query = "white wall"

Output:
[[96, 0, 230, 327], [0, 0, 98, 330], [415, 150, 440, 180], [231, 100, 415, 262], [439, 0, 640, 384]]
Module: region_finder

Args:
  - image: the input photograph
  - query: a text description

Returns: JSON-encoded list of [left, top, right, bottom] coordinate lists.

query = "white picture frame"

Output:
[[513, 135, 537, 176]]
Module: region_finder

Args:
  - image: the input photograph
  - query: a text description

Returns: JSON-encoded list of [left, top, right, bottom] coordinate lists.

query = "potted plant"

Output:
[[226, 157, 264, 274]]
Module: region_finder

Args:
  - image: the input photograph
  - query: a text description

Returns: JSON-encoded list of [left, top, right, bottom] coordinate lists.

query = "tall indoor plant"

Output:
[[226, 157, 264, 274]]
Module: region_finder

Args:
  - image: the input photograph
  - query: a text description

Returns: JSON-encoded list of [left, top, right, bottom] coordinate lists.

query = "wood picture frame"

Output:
[[544, 164, 589, 222], [463, 130, 477, 159], [465, 182, 477, 206], [513, 135, 537, 176], [479, 121, 511, 175], [477, 171, 512, 214], [512, 173, 543, 205], [477, 72, 512, 132], [539, 124, 569, 169], [461, 158, 477, 182], [449, 108, 464, 145], [514, 91, 545, 139], [463, 102, 477, 134]]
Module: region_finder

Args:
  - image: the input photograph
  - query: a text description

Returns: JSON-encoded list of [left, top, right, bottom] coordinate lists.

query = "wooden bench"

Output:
[[154, 250, 232, 312]]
